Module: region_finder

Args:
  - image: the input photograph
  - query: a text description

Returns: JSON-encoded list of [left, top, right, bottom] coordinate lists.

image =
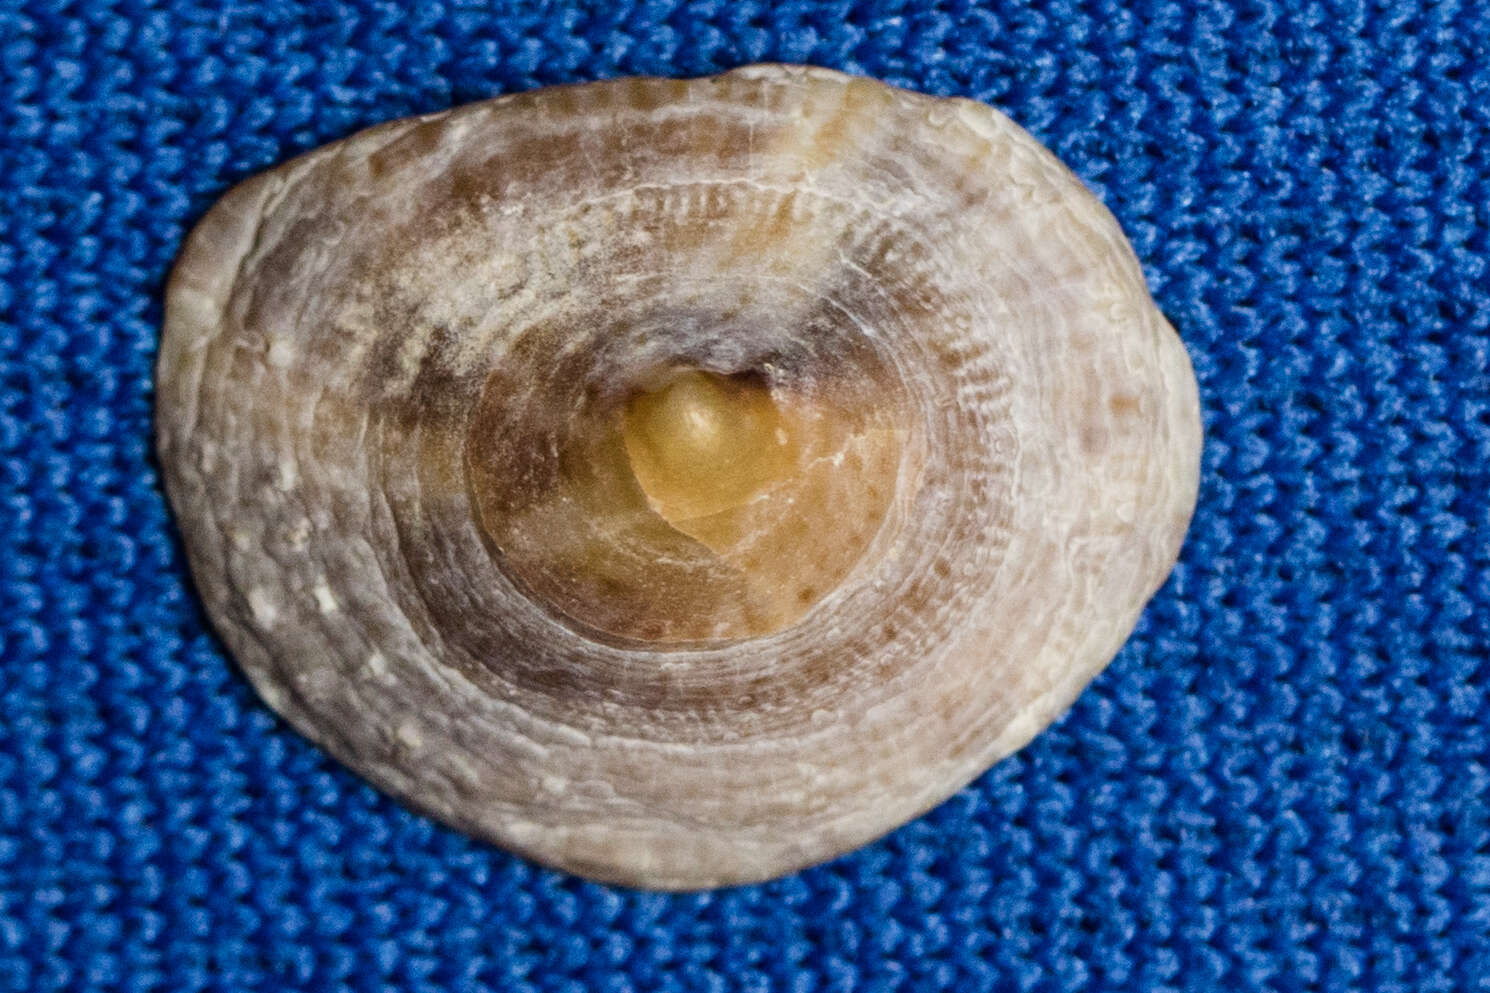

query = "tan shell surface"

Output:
[[156, 65, 1201, 889]]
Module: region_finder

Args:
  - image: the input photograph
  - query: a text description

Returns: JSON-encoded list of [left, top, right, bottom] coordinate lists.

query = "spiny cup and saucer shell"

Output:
[[156, 65, 1201, 889]]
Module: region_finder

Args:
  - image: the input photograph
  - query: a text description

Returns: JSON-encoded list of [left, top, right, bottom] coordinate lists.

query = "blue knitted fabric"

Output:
[[3, 1, 1489, 990]]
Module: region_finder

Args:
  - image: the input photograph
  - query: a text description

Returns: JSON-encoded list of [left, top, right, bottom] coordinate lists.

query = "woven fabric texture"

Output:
[[3, 1, 1488, 990]]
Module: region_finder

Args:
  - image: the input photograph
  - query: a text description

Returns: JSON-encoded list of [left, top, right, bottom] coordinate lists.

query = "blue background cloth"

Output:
[[3, 0, 1488, 990]]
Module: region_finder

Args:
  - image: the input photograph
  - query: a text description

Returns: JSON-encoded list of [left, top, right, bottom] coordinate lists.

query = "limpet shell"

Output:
[[157, 65, 1201, 889]]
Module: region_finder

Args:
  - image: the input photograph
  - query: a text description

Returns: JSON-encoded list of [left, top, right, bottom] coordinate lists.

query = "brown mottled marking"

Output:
[[367, 117, 447, 180]]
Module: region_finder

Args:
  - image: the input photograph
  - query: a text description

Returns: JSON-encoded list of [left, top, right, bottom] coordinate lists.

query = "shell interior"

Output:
[[156, 65, 1201, 889]]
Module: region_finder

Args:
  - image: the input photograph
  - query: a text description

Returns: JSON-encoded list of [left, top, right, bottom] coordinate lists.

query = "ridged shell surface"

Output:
[[156, 65, 1201, 889]]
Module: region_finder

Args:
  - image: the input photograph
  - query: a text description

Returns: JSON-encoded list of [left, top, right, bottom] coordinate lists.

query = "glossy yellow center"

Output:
[[620, 370, 793, 523], [609, 367, 905, 638]]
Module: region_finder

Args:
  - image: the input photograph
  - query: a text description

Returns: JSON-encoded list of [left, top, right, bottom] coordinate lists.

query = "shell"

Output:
[[156, 65, 1201, 889]]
